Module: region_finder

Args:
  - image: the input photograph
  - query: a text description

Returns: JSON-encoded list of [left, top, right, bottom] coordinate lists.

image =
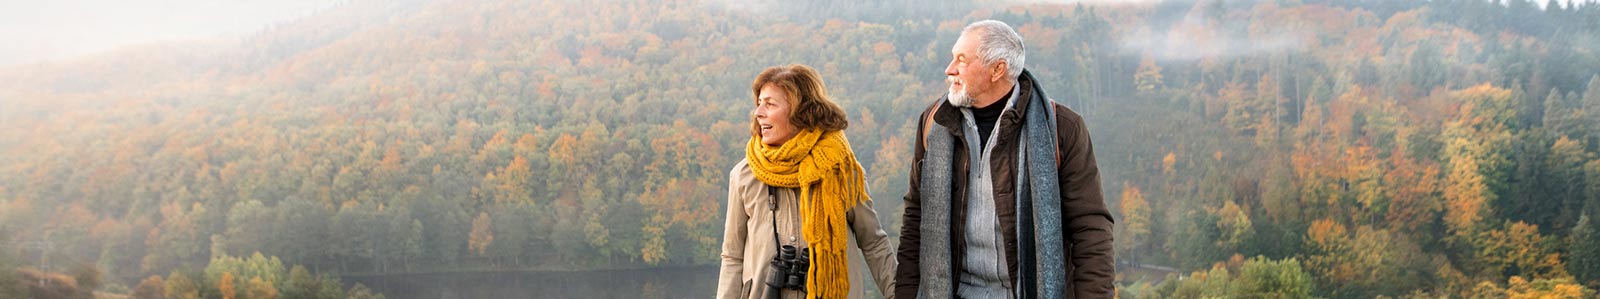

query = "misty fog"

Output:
[[0, 0, 342, 66], [2, 0, 1599, 298]]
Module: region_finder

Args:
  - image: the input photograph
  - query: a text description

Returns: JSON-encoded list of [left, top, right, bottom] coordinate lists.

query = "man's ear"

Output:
[[991, 61, 1008, 83]]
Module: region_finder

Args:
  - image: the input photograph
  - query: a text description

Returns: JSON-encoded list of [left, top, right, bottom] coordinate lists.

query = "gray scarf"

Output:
[[917, 70, 1066, 299]]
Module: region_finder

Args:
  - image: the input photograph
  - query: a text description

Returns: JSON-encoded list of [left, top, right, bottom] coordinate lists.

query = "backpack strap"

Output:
[[920, 103, 942, 151], [1047, 99, 1062, 170]]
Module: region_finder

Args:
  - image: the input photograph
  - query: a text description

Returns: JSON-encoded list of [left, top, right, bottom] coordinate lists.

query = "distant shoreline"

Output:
[[337, 264, 718, 278]]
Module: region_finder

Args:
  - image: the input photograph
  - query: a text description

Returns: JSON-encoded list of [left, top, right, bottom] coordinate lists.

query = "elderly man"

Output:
[[894, 20, 1115, 299]]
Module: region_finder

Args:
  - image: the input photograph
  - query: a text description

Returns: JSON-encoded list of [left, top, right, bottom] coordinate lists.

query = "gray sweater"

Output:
[[954, 84, 1022, 299]]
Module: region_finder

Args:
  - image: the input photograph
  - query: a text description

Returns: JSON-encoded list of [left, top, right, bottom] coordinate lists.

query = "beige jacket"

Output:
[[717, 159, 897, 299]]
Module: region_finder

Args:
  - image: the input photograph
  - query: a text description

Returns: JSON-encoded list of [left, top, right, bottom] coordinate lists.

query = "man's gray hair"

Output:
[[963, 20, 1026, 80]]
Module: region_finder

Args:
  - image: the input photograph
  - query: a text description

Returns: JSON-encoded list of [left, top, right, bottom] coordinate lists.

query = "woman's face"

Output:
[[755, 83, 799, 147]]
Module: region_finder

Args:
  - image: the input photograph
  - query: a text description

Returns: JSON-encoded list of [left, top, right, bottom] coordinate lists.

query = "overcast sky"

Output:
[[0, 0, 345, 67]]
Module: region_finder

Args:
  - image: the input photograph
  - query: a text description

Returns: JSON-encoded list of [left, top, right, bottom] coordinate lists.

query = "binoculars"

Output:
[[763, 245, 810, 298]]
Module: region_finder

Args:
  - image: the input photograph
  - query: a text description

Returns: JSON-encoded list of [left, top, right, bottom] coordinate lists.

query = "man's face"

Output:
[[945, 33, 997, 108]]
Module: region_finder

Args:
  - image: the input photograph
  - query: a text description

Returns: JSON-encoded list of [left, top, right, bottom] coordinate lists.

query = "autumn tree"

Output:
[[1473, 276, 1594, 298], [1474, 221, 1567, 279], [1440, 86, 1517, 240], [245, 276, 277, 299], [1443, 138, 1492, 238], [1384, 148, 1443, 238], [1135, 57, 1165, 95], [1305, 219, 1432, 298], [218, 272, 237, 299], [1118, 183, 1152, 262], [1214, 200, 1254, 256], [132, 275, 165, 299], [468, 211, 494, 257]]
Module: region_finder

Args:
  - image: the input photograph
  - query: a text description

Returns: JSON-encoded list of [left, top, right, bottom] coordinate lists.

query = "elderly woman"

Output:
[[717, 64, 895, 299]]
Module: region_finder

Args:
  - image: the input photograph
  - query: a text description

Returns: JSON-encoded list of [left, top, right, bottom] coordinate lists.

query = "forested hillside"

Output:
[[2, 0, 1599, 298]]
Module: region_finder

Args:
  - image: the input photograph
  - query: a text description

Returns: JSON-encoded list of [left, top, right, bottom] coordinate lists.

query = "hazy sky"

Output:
[[0, 0, 345, 67]]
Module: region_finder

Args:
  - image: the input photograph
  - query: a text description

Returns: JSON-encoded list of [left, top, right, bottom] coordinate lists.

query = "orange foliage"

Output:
[[1477, 222, 1568, 279], [219, 272, 236, 299], [1307, 218, 1347, 250], [871, 41, 895, 56], [1384, 149, 1443, 234], [468, 212, 493, 256], [1442, 148, 1488, 237]]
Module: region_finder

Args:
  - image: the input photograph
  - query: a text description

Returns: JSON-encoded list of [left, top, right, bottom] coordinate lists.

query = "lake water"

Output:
[[344, 266, 718, 299]]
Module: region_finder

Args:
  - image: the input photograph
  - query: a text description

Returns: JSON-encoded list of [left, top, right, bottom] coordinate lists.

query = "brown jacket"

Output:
[[718, 159, 897, 299], [894, 71, 1115, 299]]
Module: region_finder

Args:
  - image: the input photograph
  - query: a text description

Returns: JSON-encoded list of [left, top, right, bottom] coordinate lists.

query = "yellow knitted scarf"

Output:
[[745, 129, 867, 299]]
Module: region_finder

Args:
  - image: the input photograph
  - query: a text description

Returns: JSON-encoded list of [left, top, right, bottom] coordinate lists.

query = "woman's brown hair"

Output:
[[749, 64, 849, 137]]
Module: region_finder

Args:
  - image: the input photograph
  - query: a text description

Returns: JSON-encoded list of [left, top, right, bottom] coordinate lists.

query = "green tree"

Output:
[[1568, 215, 1600, 286], [282, 266, 316, 299], [486, 203, 533, 267], [332, 202, 382, 271], [1172, 210, 1225, 270], [204, 252, 285, 295], [1547, 136, 1591, 230], [1403, 37, 1446, 95], [68, 263, 102, 294], [147, 202, 208, 273], [1544, 87, 1584, 138], [1583, 76, 1600, 149], [225, 200, 274, 256], [164, 271, 199, 299], [1234, 256, 1317, 299], [1502, 131, 1558, 231], [314, 274, 345, 299], [1171, 265, 1233, 298], [271, 197, 332, 270]]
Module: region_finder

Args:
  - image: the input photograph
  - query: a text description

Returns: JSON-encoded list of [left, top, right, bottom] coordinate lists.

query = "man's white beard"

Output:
[[947, 86, 975, 107]]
